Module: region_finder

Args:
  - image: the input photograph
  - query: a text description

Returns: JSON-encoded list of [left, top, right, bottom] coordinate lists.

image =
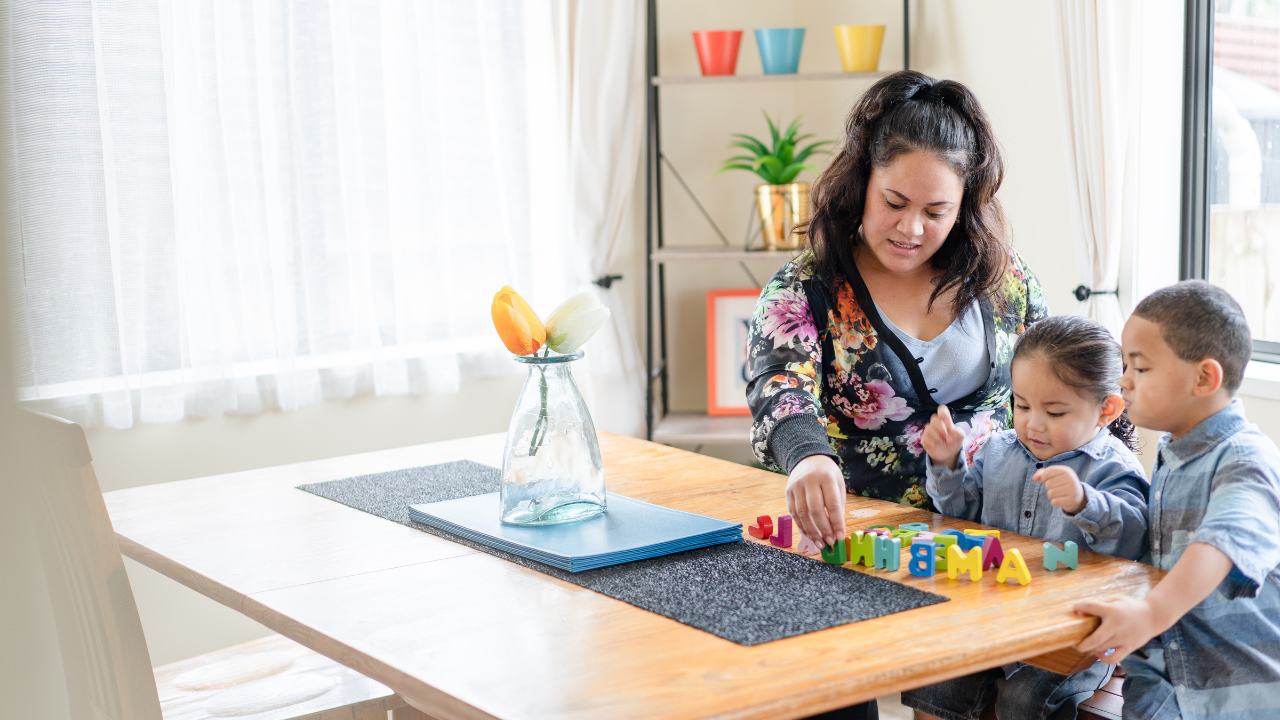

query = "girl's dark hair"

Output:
[[1012, 315, 1137, 451], [803, 70, 1009, 314]]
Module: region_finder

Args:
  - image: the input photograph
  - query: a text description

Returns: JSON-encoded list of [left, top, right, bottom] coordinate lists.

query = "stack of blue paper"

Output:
[[407, 492, 743, 572]]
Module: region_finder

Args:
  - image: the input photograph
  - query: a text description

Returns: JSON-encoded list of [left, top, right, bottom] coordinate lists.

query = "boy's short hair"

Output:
[[1133, 280, 1251, 394]]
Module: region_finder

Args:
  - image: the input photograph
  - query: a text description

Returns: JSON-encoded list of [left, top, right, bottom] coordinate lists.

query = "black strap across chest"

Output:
[[804, 265, 999, 413]]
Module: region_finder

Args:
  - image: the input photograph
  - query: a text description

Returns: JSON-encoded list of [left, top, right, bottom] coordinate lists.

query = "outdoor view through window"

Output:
[[1212, 4, 1280, 343]]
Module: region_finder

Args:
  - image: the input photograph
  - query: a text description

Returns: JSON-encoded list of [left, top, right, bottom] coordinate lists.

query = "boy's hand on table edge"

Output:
[[1034, 466, 1087, 514], [1073, 543, 1236, 664], [1071, 596, 1160, 663]]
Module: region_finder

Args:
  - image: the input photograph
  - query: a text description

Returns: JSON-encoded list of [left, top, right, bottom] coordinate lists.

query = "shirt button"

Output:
[[1036, 462, 1044, 469], [1154, 490, 1161, 501], [1024, 510, 1032, 518], [1154, 541, 1160, 551], [1169, 641, 1179, 650], [1177, 684, 1186, 692]]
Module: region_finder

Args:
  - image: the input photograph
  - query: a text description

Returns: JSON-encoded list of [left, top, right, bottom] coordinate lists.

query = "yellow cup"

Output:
[[833, 25, 885, 73]]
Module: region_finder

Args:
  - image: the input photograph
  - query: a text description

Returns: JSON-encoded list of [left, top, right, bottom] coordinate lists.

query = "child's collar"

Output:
[[1157, 400, 1250, 471]]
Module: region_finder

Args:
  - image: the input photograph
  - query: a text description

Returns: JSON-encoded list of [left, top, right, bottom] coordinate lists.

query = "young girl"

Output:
[[902, 314, 1149, 720]]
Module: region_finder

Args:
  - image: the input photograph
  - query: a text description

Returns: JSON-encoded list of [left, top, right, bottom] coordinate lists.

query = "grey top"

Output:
[[874, 300, 989, 405], [925, 428, 1150, 561]]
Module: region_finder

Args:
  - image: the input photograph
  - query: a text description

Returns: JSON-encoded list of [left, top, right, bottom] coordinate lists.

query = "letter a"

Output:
[[981, 536, 1005, 571], [997, 548, 1032, 586], [946, 543, 983, 581]]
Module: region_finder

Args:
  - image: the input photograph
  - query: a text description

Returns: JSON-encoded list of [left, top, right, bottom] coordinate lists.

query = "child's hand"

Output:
[[1072, 595, 1163, 663], [920, 405, 966, 469], [1034, 466, 1087, 514]]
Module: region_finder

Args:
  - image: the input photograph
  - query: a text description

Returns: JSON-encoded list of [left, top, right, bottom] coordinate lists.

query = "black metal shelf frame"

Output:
[[643, 1, 912, 439]]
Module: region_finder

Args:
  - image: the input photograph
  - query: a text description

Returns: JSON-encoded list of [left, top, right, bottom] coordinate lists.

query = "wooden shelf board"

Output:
[[652, 71, 889, 86], [652, 412, 752, 444], [651, 246, 803, 262]]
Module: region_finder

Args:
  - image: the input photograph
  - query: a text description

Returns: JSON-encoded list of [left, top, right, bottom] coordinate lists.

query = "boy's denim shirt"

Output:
[[1122, 401, 1280, 720], [925, 428, 1150, 561]]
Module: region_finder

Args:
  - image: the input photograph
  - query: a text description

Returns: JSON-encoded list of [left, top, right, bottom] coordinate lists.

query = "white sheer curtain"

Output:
[[3, 0, 646, 432], [1050, 0, 1142, 336]]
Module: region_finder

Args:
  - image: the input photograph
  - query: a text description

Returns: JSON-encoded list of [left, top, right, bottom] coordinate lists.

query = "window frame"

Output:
[[1182, 0, 1280, 358], [1182, 1, 1280, 362]]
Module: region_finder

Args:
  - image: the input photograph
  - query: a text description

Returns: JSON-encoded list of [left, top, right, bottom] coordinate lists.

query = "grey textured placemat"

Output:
[[299, 461, 947, 645]]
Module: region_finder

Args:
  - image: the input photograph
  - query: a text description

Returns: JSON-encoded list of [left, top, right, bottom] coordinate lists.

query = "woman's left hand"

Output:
[[1034, 466, 1086, 514]]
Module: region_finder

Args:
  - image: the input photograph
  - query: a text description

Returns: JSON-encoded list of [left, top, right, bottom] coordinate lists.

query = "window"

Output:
[[1186, 1, 1280, 360]]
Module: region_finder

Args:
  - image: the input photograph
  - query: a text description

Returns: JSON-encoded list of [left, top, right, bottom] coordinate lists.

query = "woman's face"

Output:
[[859, 150, 965, 276]]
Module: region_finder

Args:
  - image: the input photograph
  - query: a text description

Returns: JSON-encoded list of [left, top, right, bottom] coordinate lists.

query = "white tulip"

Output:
[[544, 292, 611, 353]]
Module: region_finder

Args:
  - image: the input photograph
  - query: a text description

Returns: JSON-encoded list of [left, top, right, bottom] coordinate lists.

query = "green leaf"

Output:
[[782, 116, 804, 144], [764, 112, 781, 155], [729, 134, 769, 157], [713, 163, 759, 176]]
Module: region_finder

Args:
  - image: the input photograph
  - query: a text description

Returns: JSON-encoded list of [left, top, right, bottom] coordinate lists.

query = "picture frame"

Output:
[[706, 288, 763, 416]]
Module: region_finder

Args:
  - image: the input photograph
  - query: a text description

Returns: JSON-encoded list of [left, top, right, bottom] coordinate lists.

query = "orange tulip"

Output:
[[492, 286, 546, 355]]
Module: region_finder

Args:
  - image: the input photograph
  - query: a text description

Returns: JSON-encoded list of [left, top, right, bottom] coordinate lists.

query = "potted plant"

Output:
[[716, 113, 831, 251]]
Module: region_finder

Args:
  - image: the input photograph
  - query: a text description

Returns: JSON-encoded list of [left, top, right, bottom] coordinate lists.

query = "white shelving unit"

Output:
[[643, 2, 910, 446]]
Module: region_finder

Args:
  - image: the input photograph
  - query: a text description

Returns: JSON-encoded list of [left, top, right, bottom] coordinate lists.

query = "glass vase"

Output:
[[500, 350, 606, 525]]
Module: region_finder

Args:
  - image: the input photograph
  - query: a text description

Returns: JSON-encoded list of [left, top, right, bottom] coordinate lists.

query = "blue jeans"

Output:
[[901, 662, 1111, 720]]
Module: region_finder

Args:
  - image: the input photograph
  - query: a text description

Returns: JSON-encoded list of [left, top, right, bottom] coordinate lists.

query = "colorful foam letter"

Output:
[[939, 529, 965, 539], [1043, 541, 1079, 570], [899, 522, 930, 532], [909, 541, 937, 577], [821, 536, 848, 565], [981, 536, 1005, 571], [997, 548, 1032, 585], [874, 535, 902, 571], [946, 543, 983, 581], [868, 524, 896, 534], [955, 532, 986, 553], [848, 531, 876, 567], [914, 531, 937, 542], [933, 534, 957, 572], [748, 515, 773, 539], [891, 529, 919, 544], [965, 529, 1001, 538], [796, 533, 821, 555], [770, 515, 793, 548]]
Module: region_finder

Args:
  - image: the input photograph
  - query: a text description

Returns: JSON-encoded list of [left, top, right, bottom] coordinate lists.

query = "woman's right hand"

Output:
[[920, 405, 966, 469], [786, 454, 847, 547]]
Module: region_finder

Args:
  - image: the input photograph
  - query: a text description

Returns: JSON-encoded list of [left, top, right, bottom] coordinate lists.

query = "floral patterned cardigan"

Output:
[[746, 250, 1048, 510]]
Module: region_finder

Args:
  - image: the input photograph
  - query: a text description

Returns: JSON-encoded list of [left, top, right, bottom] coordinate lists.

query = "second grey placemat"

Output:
[[299, 461, 947, 646]]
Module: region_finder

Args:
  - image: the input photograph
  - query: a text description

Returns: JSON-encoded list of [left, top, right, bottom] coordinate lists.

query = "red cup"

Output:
[[692, 30, 743, 76]]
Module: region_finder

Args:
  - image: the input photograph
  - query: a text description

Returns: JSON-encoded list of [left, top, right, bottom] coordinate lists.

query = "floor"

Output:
[[878, 694, 913, 720]]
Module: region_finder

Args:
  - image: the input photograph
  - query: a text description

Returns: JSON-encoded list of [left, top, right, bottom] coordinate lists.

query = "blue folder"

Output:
[[407, 492, 743, 572]]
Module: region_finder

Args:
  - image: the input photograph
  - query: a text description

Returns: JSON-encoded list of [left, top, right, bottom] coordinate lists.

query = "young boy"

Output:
[[1074, 281, 1280, 719]]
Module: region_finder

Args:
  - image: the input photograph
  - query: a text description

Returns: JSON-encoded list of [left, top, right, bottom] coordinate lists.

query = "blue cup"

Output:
[[754, 28, 805, 74]]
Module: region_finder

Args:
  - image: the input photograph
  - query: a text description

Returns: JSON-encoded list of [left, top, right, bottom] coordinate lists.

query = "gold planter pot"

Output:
[[755, 183, 810, 251]]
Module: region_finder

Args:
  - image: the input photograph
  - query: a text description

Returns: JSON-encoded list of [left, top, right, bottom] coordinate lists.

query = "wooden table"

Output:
[[104, 433, 1162, 720]]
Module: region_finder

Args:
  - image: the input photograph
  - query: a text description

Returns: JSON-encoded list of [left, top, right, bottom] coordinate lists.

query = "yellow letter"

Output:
[[997, 548, 1032, 586], [946, 543, 983, 581]]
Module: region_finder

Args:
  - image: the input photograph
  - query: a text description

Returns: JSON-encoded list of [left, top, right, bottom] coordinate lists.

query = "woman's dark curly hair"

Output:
[[802, 70, 1010, 314], [1012, 315, 1138, 451]]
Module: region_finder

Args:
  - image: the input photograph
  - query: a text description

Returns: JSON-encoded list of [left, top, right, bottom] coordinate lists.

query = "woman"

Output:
[[747, 70, 1047, 560], [746, 71, 1046, 720]]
